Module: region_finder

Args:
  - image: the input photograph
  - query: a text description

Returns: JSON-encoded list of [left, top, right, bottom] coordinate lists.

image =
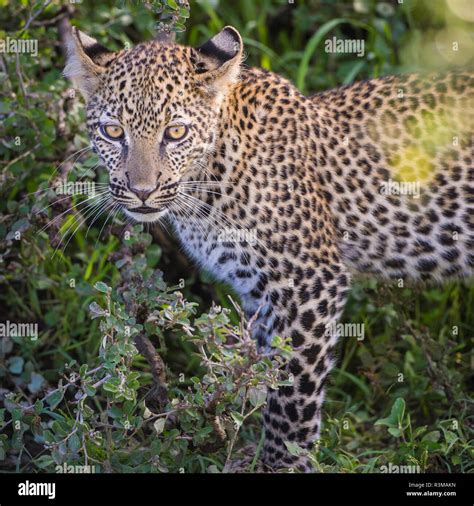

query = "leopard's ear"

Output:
[[194, 26, 243, 90], [63, 27, 115, 99]]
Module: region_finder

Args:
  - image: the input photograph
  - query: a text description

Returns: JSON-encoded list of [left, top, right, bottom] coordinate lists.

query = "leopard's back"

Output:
[[312, 71, 474, 281]]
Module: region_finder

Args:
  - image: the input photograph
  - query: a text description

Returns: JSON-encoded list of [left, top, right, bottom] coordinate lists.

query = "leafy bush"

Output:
[[1, 225, 290, 472]]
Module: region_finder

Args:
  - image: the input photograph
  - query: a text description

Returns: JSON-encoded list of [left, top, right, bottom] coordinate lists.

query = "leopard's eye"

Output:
[[100, 124, 125, 141], [164, 124, 188, 142]]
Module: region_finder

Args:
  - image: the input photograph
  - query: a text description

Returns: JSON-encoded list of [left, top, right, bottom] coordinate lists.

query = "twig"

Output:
[[134, 333, 168, 408], [223, 396, 248, 471], [0, 55, 13, 93], [73, 374, 112, 404], [1, 143, 41, 175], [15, 53, 28, 105], [19, 0, 52, 35], [56, 6, 74, 60]]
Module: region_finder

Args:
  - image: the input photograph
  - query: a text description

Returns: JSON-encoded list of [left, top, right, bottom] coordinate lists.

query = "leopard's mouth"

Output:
[[129, 206, 159, 214], [123, 205, 169, 223]]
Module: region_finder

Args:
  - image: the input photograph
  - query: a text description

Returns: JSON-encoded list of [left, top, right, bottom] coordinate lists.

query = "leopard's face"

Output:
[[87, 46, 225, 222], [65, 28, 243, 222]]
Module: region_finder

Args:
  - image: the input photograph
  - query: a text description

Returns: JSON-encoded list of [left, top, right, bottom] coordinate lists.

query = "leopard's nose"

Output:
[[125, 172, 160, 203], [129, 186, 154, 202]]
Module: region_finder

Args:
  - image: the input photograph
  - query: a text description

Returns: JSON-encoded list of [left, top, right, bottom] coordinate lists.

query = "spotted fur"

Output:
[[64, 26, 474, 471]]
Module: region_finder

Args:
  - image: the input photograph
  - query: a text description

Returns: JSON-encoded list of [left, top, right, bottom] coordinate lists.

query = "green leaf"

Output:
[[248, 386, 267, 408], [375, 398, 405, 428], [451, 454, 461, 465], [83, 384, 96, 397], [6, 218, 30, 240], [46, 390, 63, 409], [12, 408, 22, 423], [103, 380, 119, 393], [153, 418, 166, 435], [423, 430, 440, 443], [94, 281, 110, 293], [34, 455, 55, 470], [68, 433, 81, 453], [8, 356, 24, 375], [444, 430, 458, 446], [231, 412, 244, 427], [173, 22, 186, 32], [284, 441, 307, 457], [413, 425, 428, 439], [146, 244, 161, 267], [194, 426, 213, 440], [391, 398, 406, 421], [28, 373, 44, 394]]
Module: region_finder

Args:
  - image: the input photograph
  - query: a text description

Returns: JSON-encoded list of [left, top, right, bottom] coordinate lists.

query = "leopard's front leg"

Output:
[[254, 262, 351, 472]]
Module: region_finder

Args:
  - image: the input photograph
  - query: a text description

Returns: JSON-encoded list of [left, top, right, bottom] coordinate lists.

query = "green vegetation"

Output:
[[0, 0, 472, 473]]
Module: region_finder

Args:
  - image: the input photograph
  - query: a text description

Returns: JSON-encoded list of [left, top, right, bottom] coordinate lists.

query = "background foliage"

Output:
[[0, 0, 472, 473]]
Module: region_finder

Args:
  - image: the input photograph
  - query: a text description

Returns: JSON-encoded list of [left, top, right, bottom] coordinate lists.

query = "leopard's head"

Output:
[[64, 26, 243, 222]]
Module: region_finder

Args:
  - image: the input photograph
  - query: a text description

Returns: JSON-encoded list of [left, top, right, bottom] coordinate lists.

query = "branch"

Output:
[[134, 333, 168, 410], [19, 0, 53, 35], [56, 5, 74, 60]]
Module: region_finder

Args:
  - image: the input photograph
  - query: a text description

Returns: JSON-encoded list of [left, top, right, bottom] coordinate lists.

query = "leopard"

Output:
[[63, 25, 474, 472]]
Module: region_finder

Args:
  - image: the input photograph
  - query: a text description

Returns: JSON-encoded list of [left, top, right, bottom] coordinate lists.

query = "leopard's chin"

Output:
[[123, 207, 169, 223]]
